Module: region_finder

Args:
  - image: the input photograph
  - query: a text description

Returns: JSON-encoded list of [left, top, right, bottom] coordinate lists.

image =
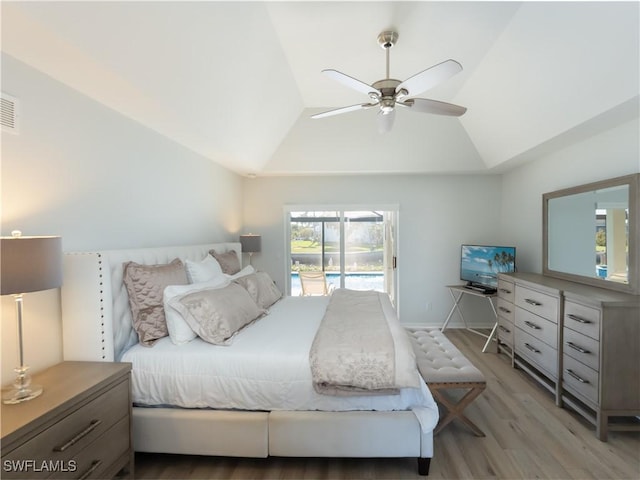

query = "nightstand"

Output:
[[1, 361, 132, 479]]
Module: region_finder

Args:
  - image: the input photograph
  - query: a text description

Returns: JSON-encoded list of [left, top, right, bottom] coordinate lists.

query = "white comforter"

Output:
[[121, 296, 438, 425]]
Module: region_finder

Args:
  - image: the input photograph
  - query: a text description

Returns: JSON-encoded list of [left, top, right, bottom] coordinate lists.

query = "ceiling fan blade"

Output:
[[402, 98, 467, 116], [377, 109, 396, 134], [396, 59, 463, 97], [311, 103, 374, 119], [322, 69, 380, 97]]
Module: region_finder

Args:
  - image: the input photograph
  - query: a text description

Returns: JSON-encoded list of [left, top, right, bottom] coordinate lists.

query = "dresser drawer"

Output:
[[3, 379, 129, 476], [497, 316, 514, 347], [564, 301, 601, 341], [49, 417, 130, 480], [515, 286, 559, 322], [563, 328, 600, 372], [497, 277, 515, 303], [515, 307, 557, 349], [563, 355, 599, 407], [496, 297, 515, 323], [515, 328, 558, 380]]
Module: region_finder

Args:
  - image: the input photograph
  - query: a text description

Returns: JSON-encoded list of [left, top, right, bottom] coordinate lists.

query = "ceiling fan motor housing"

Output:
[[372, 79, 403, 112]]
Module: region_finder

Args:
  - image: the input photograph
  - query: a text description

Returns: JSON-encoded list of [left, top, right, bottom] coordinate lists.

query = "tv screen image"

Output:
[[460, 245, 516, 290]]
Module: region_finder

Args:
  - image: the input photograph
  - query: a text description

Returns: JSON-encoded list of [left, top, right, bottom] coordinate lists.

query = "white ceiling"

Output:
[[2, 1, 638, 176]]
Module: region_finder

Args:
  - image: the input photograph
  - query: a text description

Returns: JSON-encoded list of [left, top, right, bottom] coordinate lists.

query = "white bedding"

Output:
[[121, 295, 438, 423]]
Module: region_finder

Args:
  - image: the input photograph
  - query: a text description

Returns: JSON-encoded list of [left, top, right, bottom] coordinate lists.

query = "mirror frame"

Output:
[[543, 173, 640, 295]]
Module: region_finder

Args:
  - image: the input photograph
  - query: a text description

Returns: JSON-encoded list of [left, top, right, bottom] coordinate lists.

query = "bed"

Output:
[[60, 242, 438, 475]]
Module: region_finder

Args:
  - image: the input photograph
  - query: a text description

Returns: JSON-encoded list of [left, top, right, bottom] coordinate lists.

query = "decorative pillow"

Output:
[[227, 265, 254, 280], [209, 249, 241, 275], [169, 282, 264, 345], [123, 259, 188, 346], [185, 255, 224, 283], [234, 271, 282, 310], [163, 276, 230, 345]]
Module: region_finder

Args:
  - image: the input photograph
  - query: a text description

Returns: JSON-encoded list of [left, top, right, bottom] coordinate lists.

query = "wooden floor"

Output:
[[134, 329, 639, 479]]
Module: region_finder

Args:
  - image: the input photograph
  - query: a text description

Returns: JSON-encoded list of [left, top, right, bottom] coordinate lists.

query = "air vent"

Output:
[[1, 93, 19, 134]]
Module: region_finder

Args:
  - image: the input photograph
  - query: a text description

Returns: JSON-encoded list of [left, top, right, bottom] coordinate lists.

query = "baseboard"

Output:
[[403, 323, 496, 331], [402, 323, 440, 331]]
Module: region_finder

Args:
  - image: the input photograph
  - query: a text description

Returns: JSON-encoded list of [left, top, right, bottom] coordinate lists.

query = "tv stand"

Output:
[[442, 285, 498, 353], [464, 283, 497, 295]]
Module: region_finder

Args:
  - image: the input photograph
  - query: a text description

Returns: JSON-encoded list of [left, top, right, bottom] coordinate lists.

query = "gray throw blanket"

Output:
[[309, 289, 398, 396]]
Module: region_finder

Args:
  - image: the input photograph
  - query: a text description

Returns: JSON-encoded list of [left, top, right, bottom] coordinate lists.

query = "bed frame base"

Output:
[[133, 407, 432, 475], [133, 407, 269, 457]]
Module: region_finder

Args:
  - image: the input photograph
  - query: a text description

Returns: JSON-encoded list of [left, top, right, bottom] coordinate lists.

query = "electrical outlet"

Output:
[[425, 302, 432, 311]]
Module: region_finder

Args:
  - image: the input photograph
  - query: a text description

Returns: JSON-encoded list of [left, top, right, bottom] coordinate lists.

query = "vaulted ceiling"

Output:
[[2, 1, 638, 176]]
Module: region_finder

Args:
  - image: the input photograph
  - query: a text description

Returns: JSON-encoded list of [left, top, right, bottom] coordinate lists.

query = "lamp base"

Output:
[[2, 365, 43, 404], [2, 384, 43, 404]]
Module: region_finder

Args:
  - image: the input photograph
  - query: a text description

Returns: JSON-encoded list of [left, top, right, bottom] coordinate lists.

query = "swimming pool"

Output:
[[290, 272, 384, 296]]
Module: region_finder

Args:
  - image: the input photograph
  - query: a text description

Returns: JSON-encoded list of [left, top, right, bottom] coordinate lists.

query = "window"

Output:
[[285, 206, 398, 305]]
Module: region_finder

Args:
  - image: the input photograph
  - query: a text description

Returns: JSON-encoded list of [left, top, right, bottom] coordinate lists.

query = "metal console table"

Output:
[[441, 285, 498, 353]]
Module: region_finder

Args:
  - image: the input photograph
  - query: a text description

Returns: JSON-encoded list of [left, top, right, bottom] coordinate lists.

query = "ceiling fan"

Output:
[[312, 31, 467, 133]]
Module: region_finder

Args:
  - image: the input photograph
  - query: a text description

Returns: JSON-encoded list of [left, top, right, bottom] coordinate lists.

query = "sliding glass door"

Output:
[[287, 207, 398, 304]]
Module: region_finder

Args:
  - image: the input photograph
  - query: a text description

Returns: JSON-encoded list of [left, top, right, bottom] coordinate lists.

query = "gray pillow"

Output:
[[234, 271, 282, 310], [169, 282, 264, 345], [123, 259, 188, 346], [210, 249, 241, 275]]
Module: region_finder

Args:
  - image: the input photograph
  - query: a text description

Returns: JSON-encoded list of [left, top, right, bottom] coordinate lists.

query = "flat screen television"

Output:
[[460, 244, 516, 292]]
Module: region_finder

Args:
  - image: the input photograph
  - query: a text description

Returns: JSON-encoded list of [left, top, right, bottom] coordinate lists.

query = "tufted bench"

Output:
[[408, 329, 486, 436]]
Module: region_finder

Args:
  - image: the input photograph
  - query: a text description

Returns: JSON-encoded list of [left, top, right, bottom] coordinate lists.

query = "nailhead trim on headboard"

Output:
[[98, 254, 105, 360]]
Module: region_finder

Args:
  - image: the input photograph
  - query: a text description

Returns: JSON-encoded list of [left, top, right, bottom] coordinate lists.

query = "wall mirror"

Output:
[[543, 173, 639, 295]]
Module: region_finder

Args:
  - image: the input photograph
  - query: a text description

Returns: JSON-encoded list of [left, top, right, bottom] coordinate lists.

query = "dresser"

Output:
[[496, 275, 516, 360], [498, 272, 640, 441], [1, 362, 132, 479]]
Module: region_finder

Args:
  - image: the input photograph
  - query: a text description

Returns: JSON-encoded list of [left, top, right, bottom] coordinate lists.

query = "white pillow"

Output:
[[163, 276, 230, 345], [185, 255, 224, 283]]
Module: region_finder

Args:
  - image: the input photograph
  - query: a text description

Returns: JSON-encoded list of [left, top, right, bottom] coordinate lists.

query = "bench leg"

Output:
[[430, 383, 486, 437]]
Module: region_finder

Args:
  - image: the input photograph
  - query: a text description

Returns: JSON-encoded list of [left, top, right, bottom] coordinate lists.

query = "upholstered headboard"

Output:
[[61, 243, 241, 362]]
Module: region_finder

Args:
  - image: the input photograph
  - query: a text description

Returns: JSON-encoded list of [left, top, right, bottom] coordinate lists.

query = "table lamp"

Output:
[[239, 234, 261, 266], [1, 231, 62, 404]]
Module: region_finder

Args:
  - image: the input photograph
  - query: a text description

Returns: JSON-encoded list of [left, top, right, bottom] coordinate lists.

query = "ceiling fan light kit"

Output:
[[312, 30, 467, 133]]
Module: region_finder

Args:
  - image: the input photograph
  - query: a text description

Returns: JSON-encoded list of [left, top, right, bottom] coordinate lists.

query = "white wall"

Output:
[[243, 174, 504, 329], [500, 117, 640, 274], [1, 55, 244, 383]]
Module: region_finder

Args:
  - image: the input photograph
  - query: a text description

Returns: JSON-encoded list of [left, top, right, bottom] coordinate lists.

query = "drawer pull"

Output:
[[566, 341, 590, 354], [565, 369, 589, 384], [499, 288, 512, 294], [78, 460, 102, 480], [498, 325, 511, 333], [524, 343, 540, 354], [53, 419, 102, 452], [525, 298, 542, 306], [498, 306, 511, 314], [567, 313, 591, 324], [524, 320, 541, 330]]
